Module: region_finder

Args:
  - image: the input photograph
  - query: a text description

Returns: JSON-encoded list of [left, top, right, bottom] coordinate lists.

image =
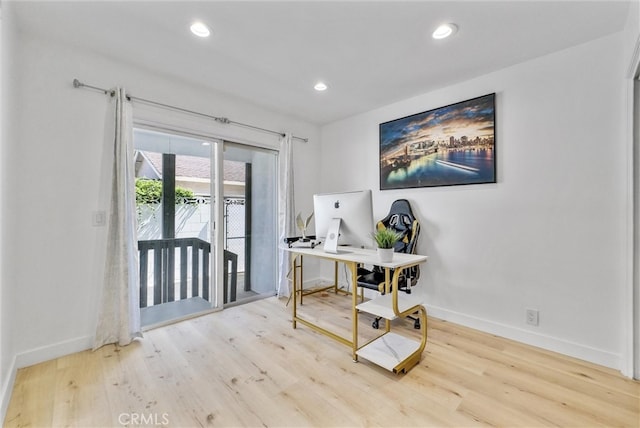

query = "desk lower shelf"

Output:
[[356, 332, 421, 372], [356, 293, 423, 320]]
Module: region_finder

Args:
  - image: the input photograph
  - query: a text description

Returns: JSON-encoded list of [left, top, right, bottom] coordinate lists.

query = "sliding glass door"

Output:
[[131, 128, 278, 326]]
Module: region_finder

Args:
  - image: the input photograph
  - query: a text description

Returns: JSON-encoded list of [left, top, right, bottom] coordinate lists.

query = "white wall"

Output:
[[634, 79, 639, 379], [0, 5, 13, 421], [320, 32, 629, 369], [0, 18, 320, 410], [623, 0, 640, 381]]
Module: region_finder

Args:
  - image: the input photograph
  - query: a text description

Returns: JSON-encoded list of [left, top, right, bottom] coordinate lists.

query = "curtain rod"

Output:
[[72, 78, 308, 143]]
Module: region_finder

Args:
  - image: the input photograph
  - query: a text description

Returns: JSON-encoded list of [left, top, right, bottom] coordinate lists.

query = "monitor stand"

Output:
[[323, 218, 341, 254]]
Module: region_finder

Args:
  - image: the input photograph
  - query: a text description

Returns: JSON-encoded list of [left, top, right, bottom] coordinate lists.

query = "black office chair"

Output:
[[357, 199, 421, 329]]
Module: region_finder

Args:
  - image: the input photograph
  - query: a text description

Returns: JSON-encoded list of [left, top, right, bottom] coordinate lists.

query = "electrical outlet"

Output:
[[526, 309, 539, 326]]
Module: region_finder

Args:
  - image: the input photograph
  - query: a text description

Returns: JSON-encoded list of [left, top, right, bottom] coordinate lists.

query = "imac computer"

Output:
[[313, 190, 375, 253]]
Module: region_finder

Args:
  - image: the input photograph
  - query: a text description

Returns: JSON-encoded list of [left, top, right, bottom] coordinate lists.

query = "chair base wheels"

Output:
[[407, 314, 421, 329], [371, 316, 420, 329]]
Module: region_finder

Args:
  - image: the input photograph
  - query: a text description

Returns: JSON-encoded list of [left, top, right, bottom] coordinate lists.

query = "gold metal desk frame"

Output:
[[286, 246, 428, 373]]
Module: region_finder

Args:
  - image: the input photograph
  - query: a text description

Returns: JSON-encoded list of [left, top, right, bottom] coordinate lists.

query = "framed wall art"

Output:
[[379, 93, 496, 190]]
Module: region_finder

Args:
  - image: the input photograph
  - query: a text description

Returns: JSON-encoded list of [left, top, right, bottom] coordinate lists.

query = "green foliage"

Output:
[[135, 178, 161, 204], [175, 187, 195, 202], [372, 228, 403, 249], [135, 178, 195, 204]]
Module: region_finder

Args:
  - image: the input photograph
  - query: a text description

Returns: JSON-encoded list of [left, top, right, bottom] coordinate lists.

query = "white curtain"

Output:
[[277, 133, 296, 297], [94, 88, 143, 349]]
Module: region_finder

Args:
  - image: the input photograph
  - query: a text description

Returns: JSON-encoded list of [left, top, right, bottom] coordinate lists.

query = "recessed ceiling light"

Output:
[[190, 22, 210, 38], [314, 82, 328, 91], [432, 23, 457, 39]]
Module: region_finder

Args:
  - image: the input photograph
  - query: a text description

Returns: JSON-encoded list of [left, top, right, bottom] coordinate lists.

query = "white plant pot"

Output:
[[377, 247, 394, 263]]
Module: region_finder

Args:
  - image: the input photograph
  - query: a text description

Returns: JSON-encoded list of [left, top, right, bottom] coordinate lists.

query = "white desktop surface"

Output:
[[283, 245, 428, 268]]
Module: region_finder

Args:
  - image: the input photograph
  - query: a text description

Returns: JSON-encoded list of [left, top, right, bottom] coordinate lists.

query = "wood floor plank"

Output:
[[4, 359, 57, 427], [50, 350, 111, 427], [429, 324, 640, 419], [5, 294, 639, 427]]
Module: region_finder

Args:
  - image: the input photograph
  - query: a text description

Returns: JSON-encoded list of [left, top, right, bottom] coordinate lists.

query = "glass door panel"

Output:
[[133, 128, 216, 327], [222, 142, 278, 306]]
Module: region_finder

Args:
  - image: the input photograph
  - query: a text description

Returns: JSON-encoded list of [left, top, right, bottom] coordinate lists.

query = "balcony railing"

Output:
[[138, 237, 211, 307]]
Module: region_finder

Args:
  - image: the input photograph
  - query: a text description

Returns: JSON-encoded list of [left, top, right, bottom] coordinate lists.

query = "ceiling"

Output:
[[7, 1, 632, 125]]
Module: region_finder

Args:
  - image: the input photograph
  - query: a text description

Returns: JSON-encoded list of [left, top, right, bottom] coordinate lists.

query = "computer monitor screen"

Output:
[[313, 190, 375, 250]]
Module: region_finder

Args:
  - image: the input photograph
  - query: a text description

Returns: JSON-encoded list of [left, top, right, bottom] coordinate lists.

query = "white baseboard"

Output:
[[15, 335, 93, 370], [301, 276, 341, 290], [0, 355, 17, 425], [426, 304, 621, 370], [1, 335, 93, 423]]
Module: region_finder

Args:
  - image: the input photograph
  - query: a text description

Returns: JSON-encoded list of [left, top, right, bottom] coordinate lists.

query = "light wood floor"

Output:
[[5, 293, 640, 427]]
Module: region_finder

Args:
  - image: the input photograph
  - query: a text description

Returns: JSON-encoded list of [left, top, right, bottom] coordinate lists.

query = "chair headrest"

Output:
[[382, 199, 416, 229]]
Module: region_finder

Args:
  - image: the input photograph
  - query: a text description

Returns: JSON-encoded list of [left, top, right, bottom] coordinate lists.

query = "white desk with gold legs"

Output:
[[285, 246, 428, 373]]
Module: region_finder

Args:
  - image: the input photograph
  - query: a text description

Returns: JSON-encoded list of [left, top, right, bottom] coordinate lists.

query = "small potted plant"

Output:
[[373, 228, 402, 262]]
